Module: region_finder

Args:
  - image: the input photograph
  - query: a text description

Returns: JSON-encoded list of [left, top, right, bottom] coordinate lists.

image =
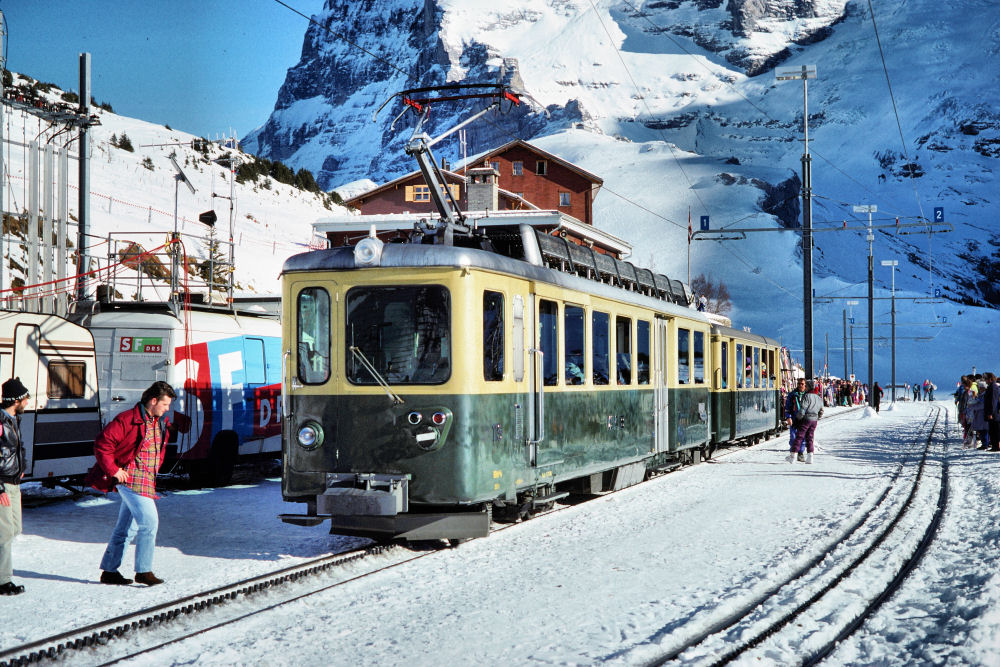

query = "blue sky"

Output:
[[1, 0, 325, 138]]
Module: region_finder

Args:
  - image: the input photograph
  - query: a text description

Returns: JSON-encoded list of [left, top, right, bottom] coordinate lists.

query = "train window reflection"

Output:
[[592, 311, 610, 385], [616, 316, 631, 385], [753, 347, 760, 388], [678, 328, 690, 385], [297, 287, 331, 385], [693, 331, 704, 384], [637, 320, 650, 385], [736, 343, 743, 388], [564, 305, 585, 385], [539, 300, 559, 386], [346, 285, 450, 385], [483, 291, 504, 381], [720, 341, 728, 389]]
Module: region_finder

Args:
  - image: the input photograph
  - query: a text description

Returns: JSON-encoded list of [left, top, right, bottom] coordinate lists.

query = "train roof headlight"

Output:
[[354, 236, 384, 267], [297, 421, 324, 450]]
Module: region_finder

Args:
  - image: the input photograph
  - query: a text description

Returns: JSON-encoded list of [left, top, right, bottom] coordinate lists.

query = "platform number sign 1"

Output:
[[700, 215, 710, 231], [119, 336, 164, 353], [933, 207, 944, 223]]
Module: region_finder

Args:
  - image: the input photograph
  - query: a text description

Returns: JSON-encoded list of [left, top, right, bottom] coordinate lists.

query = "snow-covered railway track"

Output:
[[0, 544, 411, 667], [642, 404, 948, 666]]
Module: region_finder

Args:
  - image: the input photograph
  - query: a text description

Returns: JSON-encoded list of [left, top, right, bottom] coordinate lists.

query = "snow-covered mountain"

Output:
[[1, 71, 344, 301], [245, 0, 997, 385]]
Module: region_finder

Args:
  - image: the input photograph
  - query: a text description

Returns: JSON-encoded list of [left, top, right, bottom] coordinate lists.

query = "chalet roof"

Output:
[[342, 168, 466, 207], [343, 139, 604, 208], [456, 138, 604, 188]]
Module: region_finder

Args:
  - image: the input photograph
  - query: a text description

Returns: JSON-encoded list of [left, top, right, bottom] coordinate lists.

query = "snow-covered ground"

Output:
[[4, 400, 998, 665]]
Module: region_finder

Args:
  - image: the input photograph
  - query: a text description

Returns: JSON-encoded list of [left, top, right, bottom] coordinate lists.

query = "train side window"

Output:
[[616, 316, 632, 385], [637, 320, 650, 385], [483, 291, 504, 382], [297, 287, 330, 385], [693, 331, 705, 384], [677, 328, 690, 385], [753, 347, 760, 388], [768, 349, 775, 387], [720, 341, 728, 389], [564, 305, 585, 385], [48, 361, 86, 398], [736, 343, 744, 388], [592, 311, 610, 385], [539, 300, 559, 386]]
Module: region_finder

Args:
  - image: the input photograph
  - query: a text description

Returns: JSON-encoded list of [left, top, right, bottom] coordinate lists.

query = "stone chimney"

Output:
[[467, 164, 499, 211]]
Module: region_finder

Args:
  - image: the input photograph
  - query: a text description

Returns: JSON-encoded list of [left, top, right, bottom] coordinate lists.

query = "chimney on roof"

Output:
[[440, 157, 449, 171], [467, 164, 499, 211]]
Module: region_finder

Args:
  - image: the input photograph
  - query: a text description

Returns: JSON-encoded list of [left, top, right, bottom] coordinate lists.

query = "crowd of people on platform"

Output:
[[955, 373, 1000, 452]]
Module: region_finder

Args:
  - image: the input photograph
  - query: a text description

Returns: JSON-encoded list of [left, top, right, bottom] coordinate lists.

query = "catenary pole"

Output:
[[776, 65, 817, 379], [76, 53, 91, 302]]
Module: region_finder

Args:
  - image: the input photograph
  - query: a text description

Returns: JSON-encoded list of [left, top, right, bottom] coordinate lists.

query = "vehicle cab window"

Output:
[[297, 287, 331, 384]]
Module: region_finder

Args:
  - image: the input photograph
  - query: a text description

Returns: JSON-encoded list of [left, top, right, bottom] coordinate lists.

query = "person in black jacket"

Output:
[[0, 377, 30, 596], [983, 373, 1000, 453], [872, 382, 884, 413]]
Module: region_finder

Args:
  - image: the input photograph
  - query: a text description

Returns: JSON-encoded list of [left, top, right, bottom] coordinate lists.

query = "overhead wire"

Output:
[[616, 0, 921, 224], [585, 0, 713, 220]]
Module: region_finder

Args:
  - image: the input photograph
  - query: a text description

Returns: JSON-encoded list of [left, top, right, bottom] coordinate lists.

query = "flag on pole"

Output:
[[688, 207, 692, 243]]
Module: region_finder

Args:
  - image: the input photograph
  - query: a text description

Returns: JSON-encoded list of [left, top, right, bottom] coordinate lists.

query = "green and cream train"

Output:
[[278, 213, 784, 540]]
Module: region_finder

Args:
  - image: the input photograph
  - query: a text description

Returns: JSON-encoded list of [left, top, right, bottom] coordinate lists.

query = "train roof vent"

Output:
[[652, 274, 672, 300], [593, 251, 619, 285], [535, 232, 573, 272], [567, 242, 597, 279], [615, 259, 638, 292], [635, 267, 655, 296], [669, 279, 688, 306]]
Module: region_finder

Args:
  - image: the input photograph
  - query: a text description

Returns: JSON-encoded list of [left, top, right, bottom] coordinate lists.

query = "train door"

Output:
[[653, 317, 669, 453], [525, 293, 541, 467], [12, 323, 41, 473], [104, 327, 171, 424]]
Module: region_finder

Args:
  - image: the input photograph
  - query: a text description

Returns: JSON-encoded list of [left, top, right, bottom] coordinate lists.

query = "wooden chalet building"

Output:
[[342, 139, 603, 226]]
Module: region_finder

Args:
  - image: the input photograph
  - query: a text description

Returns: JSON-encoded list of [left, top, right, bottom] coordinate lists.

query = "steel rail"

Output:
[[635, 405, 940, 666], [706, 405, 945, 666]]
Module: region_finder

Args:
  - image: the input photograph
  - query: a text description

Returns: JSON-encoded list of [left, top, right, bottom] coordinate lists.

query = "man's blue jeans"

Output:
[[99, 485, 159, 573]]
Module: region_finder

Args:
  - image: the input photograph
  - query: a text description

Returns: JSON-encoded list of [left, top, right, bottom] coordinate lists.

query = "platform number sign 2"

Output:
[[119, 336, 164, 353], [933, 207, 944, 223]]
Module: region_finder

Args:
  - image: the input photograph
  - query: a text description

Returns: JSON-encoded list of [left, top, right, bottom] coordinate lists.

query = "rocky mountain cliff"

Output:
[[244, 0, 1000, 378]]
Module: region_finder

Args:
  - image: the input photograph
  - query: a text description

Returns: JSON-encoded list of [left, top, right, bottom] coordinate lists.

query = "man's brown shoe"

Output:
[[100, 571, 132, 585], [135, 572, 163, 586]]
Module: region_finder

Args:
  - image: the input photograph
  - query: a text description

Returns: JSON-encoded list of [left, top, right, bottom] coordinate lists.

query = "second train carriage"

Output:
[[278, 214, 784, 540], [708, 326, 783, 447]]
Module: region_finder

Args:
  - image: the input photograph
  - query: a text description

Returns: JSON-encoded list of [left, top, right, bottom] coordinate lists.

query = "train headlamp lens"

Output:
[[297, 422, 324, 449], [431, 411, 447, 426], [407, 411, 423, 425], [354, 237, 384, 267]]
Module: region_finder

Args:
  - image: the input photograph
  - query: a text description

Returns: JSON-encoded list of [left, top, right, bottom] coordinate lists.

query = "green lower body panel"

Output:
[[284, 387, 711, 509]]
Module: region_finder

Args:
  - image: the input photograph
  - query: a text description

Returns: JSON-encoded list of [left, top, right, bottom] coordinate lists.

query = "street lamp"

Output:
[[854, 204, 877, 405], [881, 259, 898, 403], [777, 64, 817, 379]]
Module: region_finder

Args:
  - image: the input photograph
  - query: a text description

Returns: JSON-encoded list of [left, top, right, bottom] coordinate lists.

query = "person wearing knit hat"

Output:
[[0, 376, 30, 595]]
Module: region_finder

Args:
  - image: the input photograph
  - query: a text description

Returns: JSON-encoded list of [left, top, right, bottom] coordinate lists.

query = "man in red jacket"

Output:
[[89, 381, 175, 586]]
